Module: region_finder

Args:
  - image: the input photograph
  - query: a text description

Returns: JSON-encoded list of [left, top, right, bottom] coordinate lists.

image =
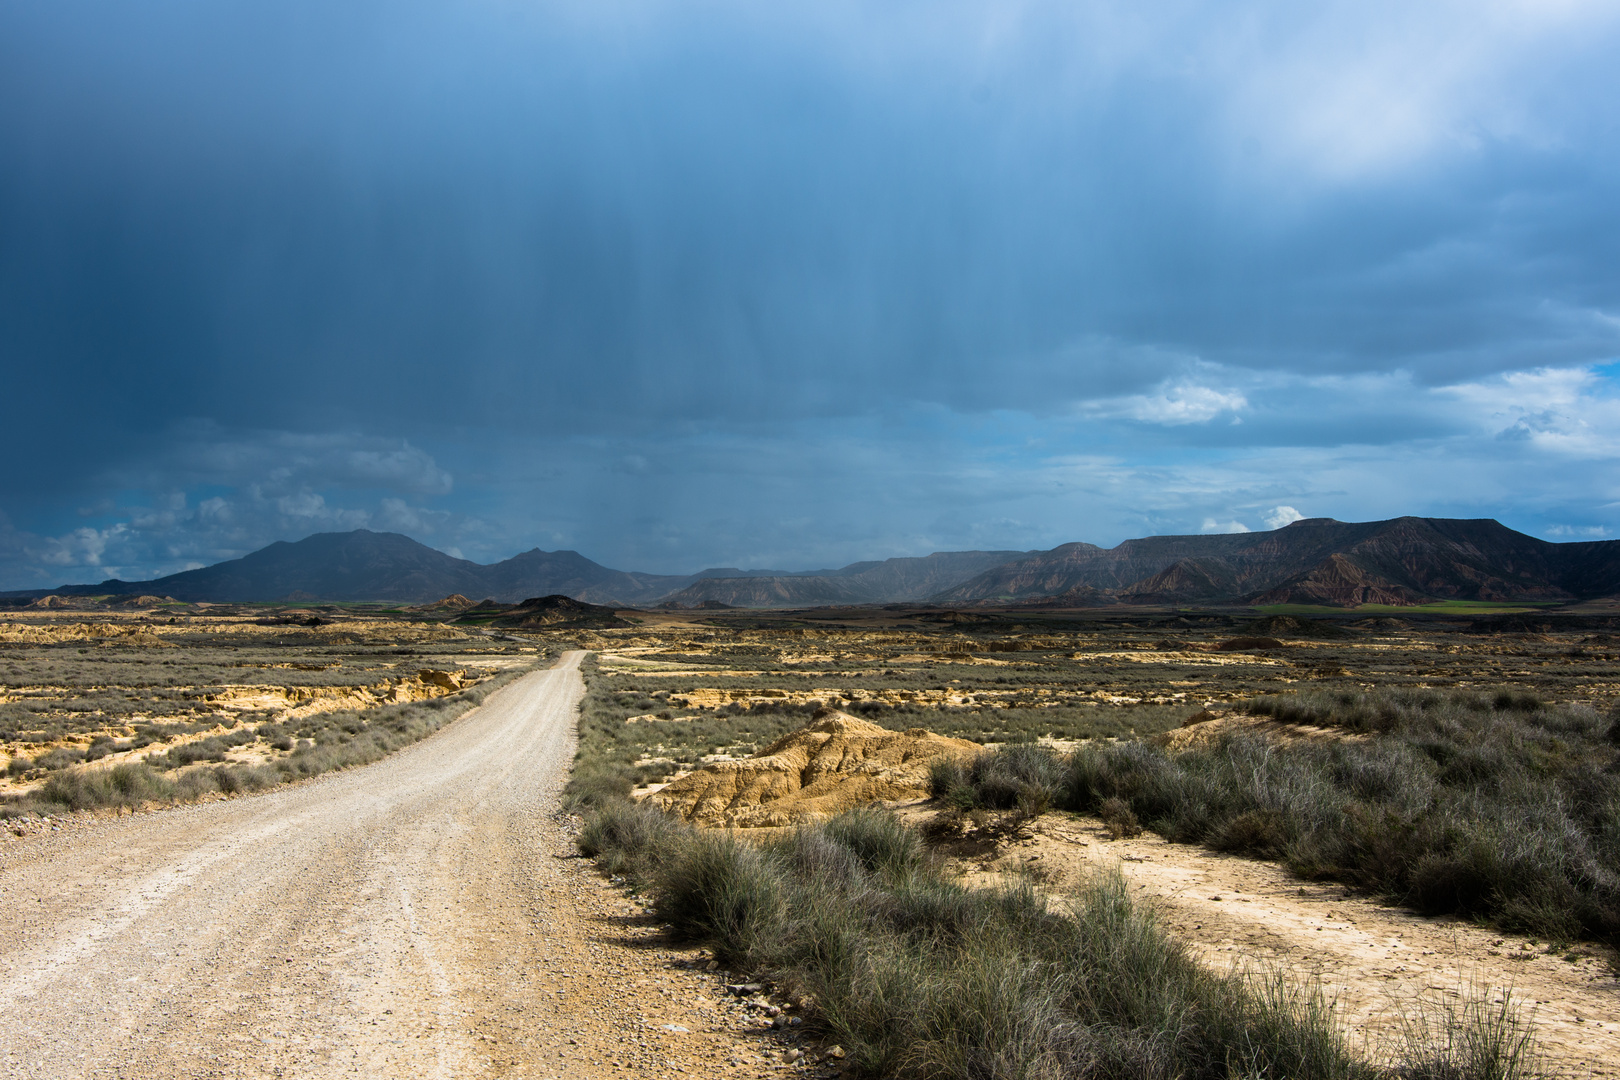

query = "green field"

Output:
[[1251, 600, 1563, 616]]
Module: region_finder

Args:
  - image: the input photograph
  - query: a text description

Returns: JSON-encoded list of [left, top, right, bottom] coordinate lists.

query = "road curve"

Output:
[[0, 650, 634, 1079]]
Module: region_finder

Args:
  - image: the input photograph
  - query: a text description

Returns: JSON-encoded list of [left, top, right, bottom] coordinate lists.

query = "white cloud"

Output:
[[1084, 381, 1249, 426], [1441, 365, 1620, 457], [0, 426, 476, 587], [125, 427, 457, 497], [377, 497, 452, 534], [274, 491, 330, 518], [1217, 0, 1620, 181], [1263, 505, 1305, 529], [38, 526, 121, 568], [344, 446, 453, 495], [1200, 518, 1251, 534]]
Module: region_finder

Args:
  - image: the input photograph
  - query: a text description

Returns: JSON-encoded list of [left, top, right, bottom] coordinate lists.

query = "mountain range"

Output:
[[935, 517, 1618, 607], [3, 516, 1616, 609]]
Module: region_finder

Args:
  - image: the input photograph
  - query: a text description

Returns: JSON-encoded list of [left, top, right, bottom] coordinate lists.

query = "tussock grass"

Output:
[[934, 742, 1067, 818], [582, 803, 1541, 1080], [577, 798, 688, 880], [1393, 992, 1543, 1080], [947, 689, 1620, 943]]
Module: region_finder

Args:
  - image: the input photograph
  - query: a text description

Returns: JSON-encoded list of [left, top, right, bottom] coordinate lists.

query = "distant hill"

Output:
[[3, 531, 694, 606], [0, 532, 1027, 608], [932, 517, 1620, 607], [659, 551, 1032, 608], [6, 518, 1614, 610], [456, 595, 632, 630], [654, 575, 871, 609], [456, 548, 689, 606]]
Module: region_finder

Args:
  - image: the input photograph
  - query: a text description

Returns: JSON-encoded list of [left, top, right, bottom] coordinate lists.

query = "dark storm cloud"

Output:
[[3, 0, 1620, 583]]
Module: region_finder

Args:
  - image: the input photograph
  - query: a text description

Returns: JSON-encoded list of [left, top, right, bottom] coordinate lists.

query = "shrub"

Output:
[[563, 760, 636, 812], [1099, 796, 1142, 839], [968, 743, 1066, 817], [578, 801, 1475, 1080], [928, 758, 974, 806], [578, 800, 689, 883], [38, 762, 174, 810], [654, 832, 786, 964], [11, 664, 531, 815], [819, 804, 924, 880], [1066, 689, 1620, 943], [34, 746, 87, 771]]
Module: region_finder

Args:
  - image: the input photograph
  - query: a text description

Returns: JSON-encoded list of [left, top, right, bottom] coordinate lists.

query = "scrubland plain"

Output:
[[571, 604, 1620, 1079], [0, 603, 545, 814], [5, 597, 1618, 1078]]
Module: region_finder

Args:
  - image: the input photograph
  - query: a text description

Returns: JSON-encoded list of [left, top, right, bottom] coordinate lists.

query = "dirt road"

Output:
[[0, 652, 773, 1079]]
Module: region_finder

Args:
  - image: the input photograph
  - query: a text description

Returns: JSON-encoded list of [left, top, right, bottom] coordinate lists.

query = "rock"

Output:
[[417, 669, 464, 692], [825, 1046, 846, 1060], [649, 710, 980, 828]]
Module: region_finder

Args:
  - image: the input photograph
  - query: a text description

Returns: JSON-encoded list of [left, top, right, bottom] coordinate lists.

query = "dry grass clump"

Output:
[[1393, 992, 1543, 1080], [944, 688, 1620, 944], [581, 802, 1543, 1080]]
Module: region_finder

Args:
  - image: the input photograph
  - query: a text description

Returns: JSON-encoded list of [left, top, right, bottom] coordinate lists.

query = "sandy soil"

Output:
[[0, 653, 797, 1079], [915, 804, 1620, 1076]]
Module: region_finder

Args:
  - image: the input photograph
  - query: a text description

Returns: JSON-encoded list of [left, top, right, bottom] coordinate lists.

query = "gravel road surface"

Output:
[[0, 651, 774, 1079]]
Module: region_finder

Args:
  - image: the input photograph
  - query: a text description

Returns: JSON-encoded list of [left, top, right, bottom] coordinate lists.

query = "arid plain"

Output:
[[1, 597, 1617, 1076]]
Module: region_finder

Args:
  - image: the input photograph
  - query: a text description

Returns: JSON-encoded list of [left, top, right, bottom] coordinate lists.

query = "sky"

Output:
[[2, 0, 1619, 586]]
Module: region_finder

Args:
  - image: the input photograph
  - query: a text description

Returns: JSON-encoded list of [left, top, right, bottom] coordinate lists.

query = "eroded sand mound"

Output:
[[649, 709, 980, 828], [419, 594, 475, 611], [0, 622, 174, 647], [1153, 709, 1361, 751]]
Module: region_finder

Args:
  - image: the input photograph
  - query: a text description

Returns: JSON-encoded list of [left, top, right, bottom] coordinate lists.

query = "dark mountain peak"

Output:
[[1247, 553, 1428, 607], [933, 515, 1620, 607], [505, 548, 594, 564], [473, 594, 631, 629], [1120, 558, 1237, 603]]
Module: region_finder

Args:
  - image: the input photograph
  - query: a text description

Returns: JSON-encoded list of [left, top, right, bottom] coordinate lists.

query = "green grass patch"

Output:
[[1251, 602, 1560, 616]]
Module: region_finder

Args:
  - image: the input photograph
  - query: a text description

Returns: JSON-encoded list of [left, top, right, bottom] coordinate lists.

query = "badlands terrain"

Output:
[[0, 598, 1616, 1076], [0, 602, 542, 806]]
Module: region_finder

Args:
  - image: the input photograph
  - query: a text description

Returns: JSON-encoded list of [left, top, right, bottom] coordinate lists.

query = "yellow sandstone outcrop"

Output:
[[648, 709, 979, 828]]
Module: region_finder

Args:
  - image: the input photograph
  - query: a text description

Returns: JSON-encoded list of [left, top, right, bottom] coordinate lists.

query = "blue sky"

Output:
[[3, 0, 1619, 585]]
